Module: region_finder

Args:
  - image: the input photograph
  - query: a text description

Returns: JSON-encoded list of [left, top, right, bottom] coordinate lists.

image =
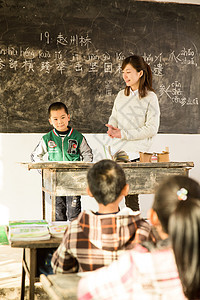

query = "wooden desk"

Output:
[[11, 238, 62, 300], [25, 161, 194, 221], [40, 273, 81, 300]]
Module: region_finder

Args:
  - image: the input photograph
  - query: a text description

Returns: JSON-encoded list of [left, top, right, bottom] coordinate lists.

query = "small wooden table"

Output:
[[40, 273, 81, 300], [11, 238, 62, 300], [24, 161, 194, 221]]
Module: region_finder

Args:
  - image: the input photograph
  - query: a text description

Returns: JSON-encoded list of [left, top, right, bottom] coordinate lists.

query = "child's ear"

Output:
[[120, 184, 129, 197], [86, 186, 93, 197], [68, 114, 70, 121], [49, 118, 53, 125], [148, 209, 160, 226]]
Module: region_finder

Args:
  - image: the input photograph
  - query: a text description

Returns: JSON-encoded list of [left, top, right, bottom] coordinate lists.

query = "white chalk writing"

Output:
[[0, 32, 198, 96], [159, 81, 198, 106]]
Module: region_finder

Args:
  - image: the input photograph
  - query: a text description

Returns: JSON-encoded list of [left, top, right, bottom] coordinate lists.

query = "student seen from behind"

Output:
[[51, 159, 152, 273]]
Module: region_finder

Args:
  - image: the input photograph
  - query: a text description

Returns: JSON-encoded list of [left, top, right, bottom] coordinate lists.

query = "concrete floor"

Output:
[[0, 245, 49, 299]]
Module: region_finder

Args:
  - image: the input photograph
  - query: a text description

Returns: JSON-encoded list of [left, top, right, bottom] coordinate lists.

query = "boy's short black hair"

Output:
[[48, 102, 68, 117], [87, 159, 126, 206]]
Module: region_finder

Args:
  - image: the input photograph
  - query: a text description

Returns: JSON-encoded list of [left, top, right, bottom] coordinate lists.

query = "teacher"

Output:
[[106, 55, 160, 211]]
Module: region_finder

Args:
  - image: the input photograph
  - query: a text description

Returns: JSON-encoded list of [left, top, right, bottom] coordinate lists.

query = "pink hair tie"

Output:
[[177, 188, 188, 201]]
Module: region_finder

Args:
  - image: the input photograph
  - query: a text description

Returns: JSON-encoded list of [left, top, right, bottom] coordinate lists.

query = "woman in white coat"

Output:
[[106, 55, 160, 211]]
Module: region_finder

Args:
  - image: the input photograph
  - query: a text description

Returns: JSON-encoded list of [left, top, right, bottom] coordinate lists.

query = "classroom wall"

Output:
[[0, 132, 200, 223]]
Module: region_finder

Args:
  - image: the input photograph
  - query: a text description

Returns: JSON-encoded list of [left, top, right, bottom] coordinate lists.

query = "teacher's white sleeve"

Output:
[[108, 95, 120, 128], [121, 94, 160, 141]]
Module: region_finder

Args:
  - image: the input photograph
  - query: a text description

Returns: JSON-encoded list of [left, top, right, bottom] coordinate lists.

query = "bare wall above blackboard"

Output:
[[0, 0, 199, 134]]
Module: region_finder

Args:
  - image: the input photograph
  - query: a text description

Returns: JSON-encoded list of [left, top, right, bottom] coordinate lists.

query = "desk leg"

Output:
[[29, 248, 37, 300], [51, 170, 56, 222], [51, 194, 56, 221], [20, 249, 26, 300], [42, 169, 46, 220]]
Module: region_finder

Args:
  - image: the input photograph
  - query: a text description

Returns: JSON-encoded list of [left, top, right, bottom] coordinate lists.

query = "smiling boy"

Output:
[[31, 102, 93, 221]]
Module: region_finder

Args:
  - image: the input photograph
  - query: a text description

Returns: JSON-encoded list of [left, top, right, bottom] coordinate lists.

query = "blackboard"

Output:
[[0, 0, 199, 134]]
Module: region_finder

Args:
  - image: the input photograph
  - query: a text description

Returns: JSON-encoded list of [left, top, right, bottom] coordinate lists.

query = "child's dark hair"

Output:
[[122, 55, 154, 98], [87, 159, 126, 206], [153, 175, 200, 300], [48, 102, 68, 118]]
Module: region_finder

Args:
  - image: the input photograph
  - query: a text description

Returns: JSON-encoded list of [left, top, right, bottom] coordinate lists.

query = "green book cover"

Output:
[[0, 226, 9, 245], [9, 220, 48, 227]]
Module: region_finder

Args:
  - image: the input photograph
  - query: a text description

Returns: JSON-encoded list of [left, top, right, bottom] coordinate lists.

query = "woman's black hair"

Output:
[[122, 55, 154, 98]]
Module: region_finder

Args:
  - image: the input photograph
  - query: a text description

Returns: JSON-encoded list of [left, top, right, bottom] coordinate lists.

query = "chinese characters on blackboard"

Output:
[[0, 31, 199, 107]]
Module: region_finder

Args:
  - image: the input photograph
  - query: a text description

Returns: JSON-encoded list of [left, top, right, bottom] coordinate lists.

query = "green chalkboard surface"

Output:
[[0, 0, 199, 133]]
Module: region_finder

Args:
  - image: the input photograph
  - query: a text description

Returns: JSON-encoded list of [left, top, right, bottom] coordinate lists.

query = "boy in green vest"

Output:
[[31, 102, 93, 221]]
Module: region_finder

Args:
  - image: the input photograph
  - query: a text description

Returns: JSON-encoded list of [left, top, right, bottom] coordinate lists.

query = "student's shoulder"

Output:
[[70, 128, 85, 142], [71, 128, 83, 137], [42, 129, 54, 139]]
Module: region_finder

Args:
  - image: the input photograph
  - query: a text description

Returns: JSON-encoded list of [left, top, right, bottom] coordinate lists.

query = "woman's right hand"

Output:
[[105, 124, 121, 139]]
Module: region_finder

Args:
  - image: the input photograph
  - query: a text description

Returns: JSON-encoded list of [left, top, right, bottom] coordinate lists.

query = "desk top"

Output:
[[10, 237, 62, 248], [22, 161, 194, 170]]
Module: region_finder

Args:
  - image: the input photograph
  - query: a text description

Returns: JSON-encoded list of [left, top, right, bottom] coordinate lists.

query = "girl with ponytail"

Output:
[[106, 55, 160, 211], [153, 175, 200, 300]]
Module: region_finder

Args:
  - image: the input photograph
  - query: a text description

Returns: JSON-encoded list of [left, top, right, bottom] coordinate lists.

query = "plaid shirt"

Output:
[[78, 242, 187, 300], [51, 207, 151, 273]]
